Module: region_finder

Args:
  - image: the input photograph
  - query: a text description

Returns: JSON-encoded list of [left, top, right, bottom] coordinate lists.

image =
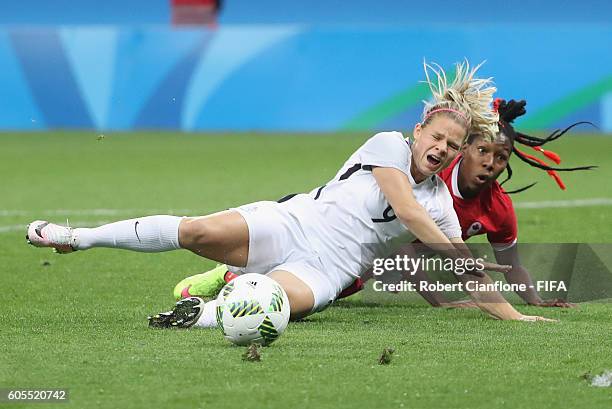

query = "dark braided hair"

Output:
[[492, 99, 597, 193]]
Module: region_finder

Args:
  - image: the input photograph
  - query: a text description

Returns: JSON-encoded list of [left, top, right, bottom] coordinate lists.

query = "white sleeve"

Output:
[[359, 132, 411, 178], [436, 183, 462, 239]]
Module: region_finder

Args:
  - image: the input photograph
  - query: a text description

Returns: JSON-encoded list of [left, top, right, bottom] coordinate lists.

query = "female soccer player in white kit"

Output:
[[26, 61, 554, 324]]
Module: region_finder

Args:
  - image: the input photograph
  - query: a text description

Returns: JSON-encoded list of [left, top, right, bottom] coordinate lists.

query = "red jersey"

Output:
[[438, 156, 517, 249]]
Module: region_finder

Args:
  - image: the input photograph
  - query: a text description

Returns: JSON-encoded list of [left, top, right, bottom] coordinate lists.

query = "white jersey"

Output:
[[278, 131, 461, 280]]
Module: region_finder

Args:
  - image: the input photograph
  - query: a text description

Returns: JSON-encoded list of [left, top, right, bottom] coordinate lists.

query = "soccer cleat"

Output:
[[147, 297, 204, 329], [26, 220, 76, 254], [173, 264, 229, 300]]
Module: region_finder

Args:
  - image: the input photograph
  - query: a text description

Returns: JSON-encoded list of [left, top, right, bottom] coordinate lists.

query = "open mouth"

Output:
[[475, 174, 490, 183], [426, 154, 441, 167]]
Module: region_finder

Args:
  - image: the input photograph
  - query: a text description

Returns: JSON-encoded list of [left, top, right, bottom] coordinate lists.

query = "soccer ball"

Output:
[[215, 273, 290, 346]]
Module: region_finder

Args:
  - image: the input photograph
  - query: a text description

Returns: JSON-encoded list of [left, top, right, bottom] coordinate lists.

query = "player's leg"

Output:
[[26, 210, 250, 267], [178, 210, 249, 266], [174, 263, 364, 302], [149, 269, 316, 328]]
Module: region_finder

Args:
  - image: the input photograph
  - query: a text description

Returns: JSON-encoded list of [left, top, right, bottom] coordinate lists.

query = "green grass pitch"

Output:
[[1, 132, 611, 409]]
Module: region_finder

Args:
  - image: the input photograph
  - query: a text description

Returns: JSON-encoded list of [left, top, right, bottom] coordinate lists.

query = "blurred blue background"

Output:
[[0, 0, 610, 131], [2, 0, 611, 25]]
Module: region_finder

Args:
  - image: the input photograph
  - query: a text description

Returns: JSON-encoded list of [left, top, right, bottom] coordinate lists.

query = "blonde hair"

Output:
[[421, 60, 499, 141]]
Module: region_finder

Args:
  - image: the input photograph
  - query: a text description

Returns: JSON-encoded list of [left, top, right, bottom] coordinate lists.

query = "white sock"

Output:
[[73, 215, 182, 252], [193, 300, 218, 328]]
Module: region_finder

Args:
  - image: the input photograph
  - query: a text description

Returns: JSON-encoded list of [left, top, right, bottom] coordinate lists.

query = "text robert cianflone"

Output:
[[371, 254, 486, 276], [373, 280, 568, 293]]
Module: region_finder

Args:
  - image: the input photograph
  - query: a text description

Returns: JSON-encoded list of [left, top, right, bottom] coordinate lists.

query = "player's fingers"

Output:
[[519, 315, 558, 322], [552, 299, 578, 308], [540, 299, 578, 308], [482, 261, 512, 274], [555, 301, 577, 308], [536, 316, 559, 322], [448, 301, 478, 309], [519, 315, 548, 322]]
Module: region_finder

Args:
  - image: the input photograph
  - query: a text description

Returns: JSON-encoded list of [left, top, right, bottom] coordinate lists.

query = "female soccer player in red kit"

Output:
[[404, 99, 595, 307]]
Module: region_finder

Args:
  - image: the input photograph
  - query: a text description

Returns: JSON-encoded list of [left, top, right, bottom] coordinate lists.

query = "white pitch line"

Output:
[[0, 224, 25, 233], [1, 198, 611, 217], [1, 198, 611, 234], [513, 198, 612, 209], [0, 209, 201, 217]]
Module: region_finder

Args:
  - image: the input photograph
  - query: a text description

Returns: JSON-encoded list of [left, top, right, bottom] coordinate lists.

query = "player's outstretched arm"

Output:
[[449, 238, 557, 321], [493, 245, 576, 308], [454, 270, 557, 321], [373, 166, 512, 276]]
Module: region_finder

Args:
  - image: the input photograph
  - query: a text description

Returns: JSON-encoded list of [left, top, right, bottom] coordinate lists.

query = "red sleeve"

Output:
[[486, 187, 518, 247]]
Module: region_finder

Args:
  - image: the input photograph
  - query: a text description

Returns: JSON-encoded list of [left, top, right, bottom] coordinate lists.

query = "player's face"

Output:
[[459, 134, 512, 195], [411, 115, 466, 182]]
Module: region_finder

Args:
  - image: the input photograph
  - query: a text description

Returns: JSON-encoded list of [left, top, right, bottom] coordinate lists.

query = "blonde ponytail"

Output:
[[421, 60, 499, 141]]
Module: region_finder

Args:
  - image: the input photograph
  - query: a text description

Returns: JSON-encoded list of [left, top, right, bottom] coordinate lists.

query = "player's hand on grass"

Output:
[[439, 300, 478, 309], [518, 314, 558, 322], [533, 298, 577, 308]]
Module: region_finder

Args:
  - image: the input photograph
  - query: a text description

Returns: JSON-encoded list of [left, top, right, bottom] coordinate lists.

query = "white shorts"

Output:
[[227, 201, 350, 313]]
